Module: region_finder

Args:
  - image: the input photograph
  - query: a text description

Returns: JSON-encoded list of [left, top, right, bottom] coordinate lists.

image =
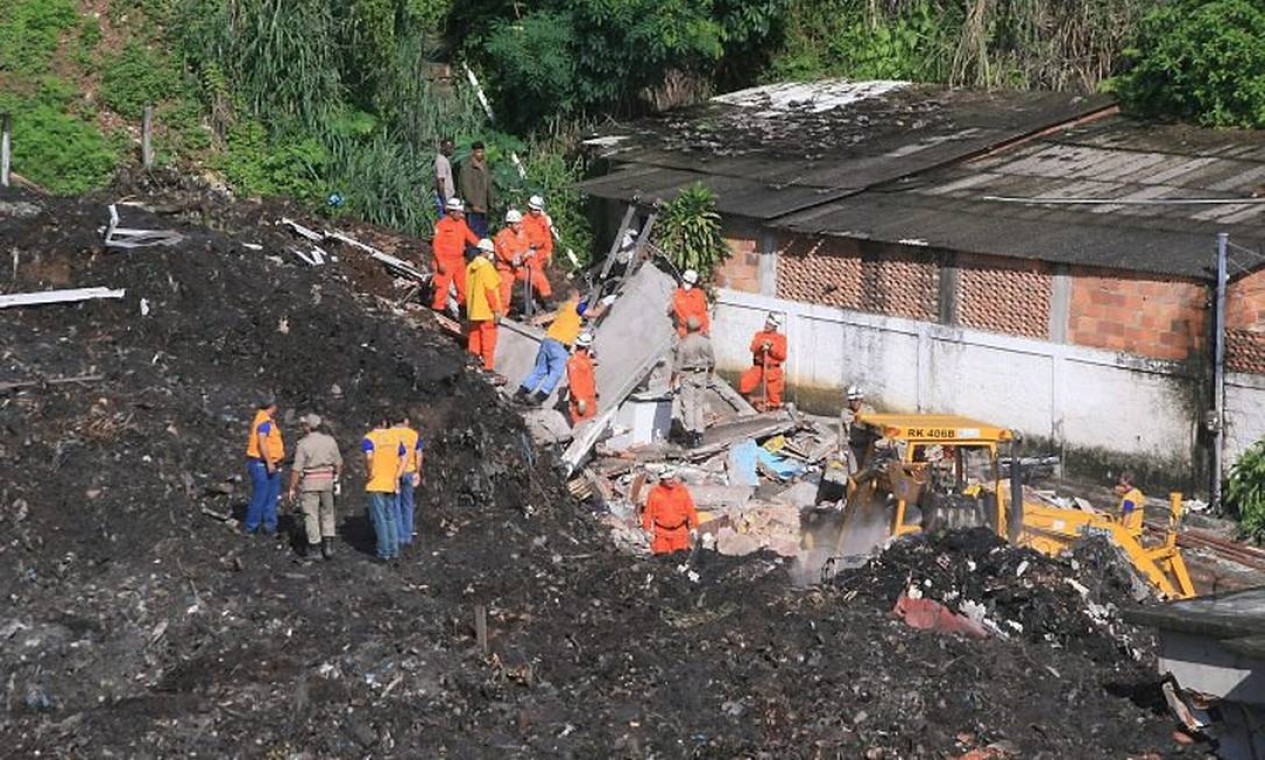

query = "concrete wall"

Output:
[[712, 288, 1201, 476], [1227, 372, 1265, 465]]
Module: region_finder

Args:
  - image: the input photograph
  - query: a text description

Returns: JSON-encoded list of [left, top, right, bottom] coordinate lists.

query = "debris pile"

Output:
[[0, 179, 1205, 757]]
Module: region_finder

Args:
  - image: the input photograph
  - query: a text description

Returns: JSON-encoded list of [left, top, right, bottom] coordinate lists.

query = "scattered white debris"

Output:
[[712, 79, 910, 117]]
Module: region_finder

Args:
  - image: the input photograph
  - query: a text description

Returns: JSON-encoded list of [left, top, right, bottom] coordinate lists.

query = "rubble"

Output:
[[0, 177, 1208, 757]]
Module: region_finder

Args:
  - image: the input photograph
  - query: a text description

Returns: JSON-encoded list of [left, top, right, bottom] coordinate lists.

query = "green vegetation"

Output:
[[653, 184, 730, 280], [0, 81, 118, 194], [0, 0, 78, 76], [100, 42, 183, 119], [1114, 0, 1265, 128], [1227, 440, 1265, 541]]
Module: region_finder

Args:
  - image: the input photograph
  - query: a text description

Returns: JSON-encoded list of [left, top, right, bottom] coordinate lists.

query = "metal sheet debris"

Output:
[[103, 204, 184, 249], [0, 287, 125, 308]]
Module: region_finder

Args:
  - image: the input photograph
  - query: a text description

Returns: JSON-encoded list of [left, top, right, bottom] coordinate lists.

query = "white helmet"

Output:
[[766, 312, 785, 328], [445, 197, 465, 213], [846, 385, 864, 401], [575, 332, 595, 347], [528, 195, 545, 211], [477, 238, 495, 253], [682, 269, 699, 285], [505, 209, 523, 224]]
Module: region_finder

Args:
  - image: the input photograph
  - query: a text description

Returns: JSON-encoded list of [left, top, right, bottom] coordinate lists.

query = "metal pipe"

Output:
[[1214, 232, 1228, 512]]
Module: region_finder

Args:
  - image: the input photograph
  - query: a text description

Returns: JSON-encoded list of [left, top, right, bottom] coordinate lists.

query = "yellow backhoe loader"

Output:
[[824, 413, 1194, 599]]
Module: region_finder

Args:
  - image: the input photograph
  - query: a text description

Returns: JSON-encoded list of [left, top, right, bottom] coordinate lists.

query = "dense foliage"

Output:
[[1114, 0, 1265, 128], [653, 184, 731, 280], [1227, 439, 1265, 541]]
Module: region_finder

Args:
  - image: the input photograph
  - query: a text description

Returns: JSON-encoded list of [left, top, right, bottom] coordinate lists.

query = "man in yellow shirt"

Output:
[[392, 412, 425, 548], [362, 410, 407, 561], [244, 396, 284, 535], [465, 238, 504, 372], [513, 286, 611, 406], [1115, 471, 1145, 538]]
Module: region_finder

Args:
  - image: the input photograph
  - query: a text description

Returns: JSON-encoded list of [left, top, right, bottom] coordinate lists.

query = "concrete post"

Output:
[[141, 105, 154, 169], [1, 113, 10, 188]]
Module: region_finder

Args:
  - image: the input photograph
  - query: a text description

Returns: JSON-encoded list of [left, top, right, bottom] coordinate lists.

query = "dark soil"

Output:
[[0, 178, 1206, 758]]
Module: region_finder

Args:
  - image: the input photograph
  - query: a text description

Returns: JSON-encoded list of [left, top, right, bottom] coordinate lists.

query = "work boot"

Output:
[[530, 390, 549, 406], [321, 537, 334, 559], [512, 387, 531, 405]]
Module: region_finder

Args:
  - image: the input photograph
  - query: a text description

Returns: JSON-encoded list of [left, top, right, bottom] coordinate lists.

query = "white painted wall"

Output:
[[1227, 372, 1265, 465], [713, 289, 1200, 465]]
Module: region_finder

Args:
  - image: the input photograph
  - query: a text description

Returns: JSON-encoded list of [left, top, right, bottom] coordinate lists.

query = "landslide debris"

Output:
[[0, 181, 1201, 758]]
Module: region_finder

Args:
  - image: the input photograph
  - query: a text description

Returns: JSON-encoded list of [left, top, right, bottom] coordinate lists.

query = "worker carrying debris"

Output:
[[392, 412, 425, 548], [839, 385, 877, 472], [641, 469, 700, 555], [362, 410, 407, 562], [513, 287, 611, 405], [244, 396, 284, 536], [670, 269, 710, 337], [494, 209, 531, 311], [518, 195, 555, 308], [431, 198, 480, 312], [1115, 471, 1144, 538], [287, 414, 343, 559], [672, 316, 715, 448], [738, 312, 788, 410], [567, 332, 598, 424], [465, 238, 505, 373]]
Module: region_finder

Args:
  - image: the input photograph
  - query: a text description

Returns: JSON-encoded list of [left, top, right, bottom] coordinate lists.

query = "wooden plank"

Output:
[[0, 287, 125, 308]]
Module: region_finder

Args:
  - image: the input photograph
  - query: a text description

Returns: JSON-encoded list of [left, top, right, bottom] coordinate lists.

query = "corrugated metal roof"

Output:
[[579, 80, 1111, 219], [774, 115, 1265, 280]]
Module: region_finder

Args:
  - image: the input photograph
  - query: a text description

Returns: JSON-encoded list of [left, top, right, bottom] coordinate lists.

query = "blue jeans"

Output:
[[397, 475, 416, 545], [245, 458, 280, 533], [467, 211, 488, 238], [367, 492, 399, 559], [519, 338, 569, 395], [435, 192, 445, 219]]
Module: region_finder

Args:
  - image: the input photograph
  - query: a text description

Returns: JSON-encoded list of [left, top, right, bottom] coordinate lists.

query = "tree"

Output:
[[1116, 0, 1265, 128], [653, 183, 731, 280]]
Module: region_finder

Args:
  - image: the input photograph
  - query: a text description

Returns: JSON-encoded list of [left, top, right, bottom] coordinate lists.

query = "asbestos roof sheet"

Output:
[[579, 80, 1111, 219], [775, 115, 1265, 281]]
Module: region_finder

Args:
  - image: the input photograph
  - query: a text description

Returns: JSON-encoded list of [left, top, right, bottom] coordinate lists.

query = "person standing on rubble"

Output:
[[362, 411, 407, 561], [839, 385, 877, 472], [392, 412, 425, 549], [513, 287, 607, 406], [670, 269, 710, 337], [672, 316, 715, 448], [738, 312, 788, 410], [642, 469, 700, 555], [566, 332, 598, 424], [495, 209, 531, 311], [244, 396, 285, 536], [431, 198, 480, 312], [434, 137, 456, 218], [1115, 471, 1145, 538], [465, 238, 505, 373], [459, 141, 495, 238], [519, 195, 555, 307], [287, 414, 343, 559]]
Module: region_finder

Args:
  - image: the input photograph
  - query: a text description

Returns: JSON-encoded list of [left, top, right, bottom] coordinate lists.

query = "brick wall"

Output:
[[1227, 268, 1265, 374], [714, 237, 760, 292], [776, 234, 938, 321], [1067, 269, 1206, 361], [956, 254, 1052, 339]]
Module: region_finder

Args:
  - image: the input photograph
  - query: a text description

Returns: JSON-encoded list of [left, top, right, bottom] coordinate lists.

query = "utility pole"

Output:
[[1212, 232, 1228, 512]]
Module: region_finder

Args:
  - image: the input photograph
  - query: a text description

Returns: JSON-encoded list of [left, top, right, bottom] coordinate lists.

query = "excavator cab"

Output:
[[831, 413, 1195, 599]]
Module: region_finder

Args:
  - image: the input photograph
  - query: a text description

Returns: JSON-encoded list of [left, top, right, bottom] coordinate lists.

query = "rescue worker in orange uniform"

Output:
[[519, 195, 554, 305], [641, 469, 699, 555], [431, 197, 480, 311], [1115, 471, 1145, 538], [566, 331, 598, 424], [738, 312, 788, 410], [244, 396, 284, 535], [465, 238, 504, 371], [670, 268, 710, 337], [494, 209, 531, 311]]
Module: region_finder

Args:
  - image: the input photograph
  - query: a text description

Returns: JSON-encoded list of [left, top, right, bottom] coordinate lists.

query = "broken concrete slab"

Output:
[[521, 408, 573, 446], [0, 287, 125, 308], [771, 480, 820, 510], [686, 484, 755, 510], [686, 410, 799, 459]]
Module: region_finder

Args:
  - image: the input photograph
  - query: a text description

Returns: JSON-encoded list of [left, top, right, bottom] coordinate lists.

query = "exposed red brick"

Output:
[[1068, 268, 1207, 361]]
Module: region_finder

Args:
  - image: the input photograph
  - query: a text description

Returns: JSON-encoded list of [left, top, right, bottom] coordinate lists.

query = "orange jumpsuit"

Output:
[[494, 226, 531, 308], [566, 350, 597, 423], [519, 212, 554, 299], [738, 330, 787, 409], [642, 481, 699, 555], [671, 287, 710, 337], [465, 256, 503, 370], [431, 216, 479, 310]]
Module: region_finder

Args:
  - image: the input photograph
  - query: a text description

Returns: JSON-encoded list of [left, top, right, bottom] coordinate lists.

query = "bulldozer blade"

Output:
[[831, 480, 892, 565]]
